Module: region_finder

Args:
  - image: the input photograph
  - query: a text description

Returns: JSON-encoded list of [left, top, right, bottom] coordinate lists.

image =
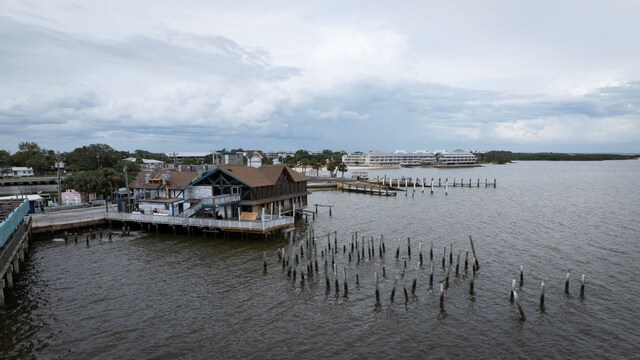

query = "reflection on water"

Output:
[[1, 161, 639, 359]]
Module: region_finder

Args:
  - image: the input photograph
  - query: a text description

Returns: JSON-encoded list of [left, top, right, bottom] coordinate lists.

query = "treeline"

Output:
[[0, 142, 157, 198], [482, 151, 638, 164], [277, 149, 348, 176]]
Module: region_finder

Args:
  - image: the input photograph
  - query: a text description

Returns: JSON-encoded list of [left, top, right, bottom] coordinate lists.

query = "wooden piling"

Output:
[[540, 281, 545, 309], [469, 272, 475, 295], [5, 265, 13, 289], [468, 235, 480, 270], [429, 262, 434, 288], [580, 274, 585, 299], [464, 250, 469, 272], [390, 278, 397, 302], [0, 279, 5, 309], [510, 279, 516, 302], [412, 268, 417, 295], [375, 272, 380, 305], [514, 291, 526, 321], [565, 271, 570, 294], [343, 268, 348, 296], [519, 265, 524, 287], [263, 252, 267, 274], [403, 278, 409, 303]]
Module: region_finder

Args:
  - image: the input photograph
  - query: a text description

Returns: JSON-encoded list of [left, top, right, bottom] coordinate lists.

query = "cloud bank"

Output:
[[1, 1, 639, 153]]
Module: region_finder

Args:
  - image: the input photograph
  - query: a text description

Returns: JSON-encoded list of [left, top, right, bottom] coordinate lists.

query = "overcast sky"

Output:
[[1, 0, 639, 154]]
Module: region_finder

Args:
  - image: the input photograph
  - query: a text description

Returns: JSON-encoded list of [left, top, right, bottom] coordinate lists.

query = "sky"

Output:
[[1, 0, 639, 154]]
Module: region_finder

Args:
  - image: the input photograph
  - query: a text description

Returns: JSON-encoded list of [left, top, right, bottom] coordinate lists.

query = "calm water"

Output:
[[1, 161, 639, 359]]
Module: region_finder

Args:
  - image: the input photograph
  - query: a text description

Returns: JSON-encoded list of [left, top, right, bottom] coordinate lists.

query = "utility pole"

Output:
[[123, 166, 130, 212], [55, 152, 62, 205]]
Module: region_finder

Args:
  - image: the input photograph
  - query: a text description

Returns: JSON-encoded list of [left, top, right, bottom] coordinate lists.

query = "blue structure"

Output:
[[0, 200, 29, 247]]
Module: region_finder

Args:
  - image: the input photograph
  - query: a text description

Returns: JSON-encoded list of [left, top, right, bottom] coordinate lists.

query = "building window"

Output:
[[232, 186, 240, 195]]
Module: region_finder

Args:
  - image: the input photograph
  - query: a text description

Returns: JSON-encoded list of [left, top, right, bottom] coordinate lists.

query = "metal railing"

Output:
[[202, 194, 241, 208], [179, 200, 203, 218], [32, 213, 106, 229], [105, 211, 294, 231], [0, 215, 30, 274], [0, 200, 29, 247]]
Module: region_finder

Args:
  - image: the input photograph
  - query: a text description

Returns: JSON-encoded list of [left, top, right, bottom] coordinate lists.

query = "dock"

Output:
[[29, 205, 296, 236], [337, 183, 397, 196], [364, 176, 497, 189]]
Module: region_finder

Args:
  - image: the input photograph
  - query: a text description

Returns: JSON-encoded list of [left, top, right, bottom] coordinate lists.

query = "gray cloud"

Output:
[[1, 3, 639, 154]]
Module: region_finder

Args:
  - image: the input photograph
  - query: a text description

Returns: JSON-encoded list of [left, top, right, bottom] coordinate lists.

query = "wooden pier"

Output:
[[364, 177, 497, 189], [337, 183, 397, 196], [30, 207, 297, 237]]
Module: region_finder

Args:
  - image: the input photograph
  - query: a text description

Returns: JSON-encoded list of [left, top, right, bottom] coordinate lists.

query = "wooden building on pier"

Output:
[[190, 165, 309, 219]]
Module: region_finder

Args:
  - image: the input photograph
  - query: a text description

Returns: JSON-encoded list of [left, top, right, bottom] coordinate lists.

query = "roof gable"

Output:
[[191, 165, 308, 188]]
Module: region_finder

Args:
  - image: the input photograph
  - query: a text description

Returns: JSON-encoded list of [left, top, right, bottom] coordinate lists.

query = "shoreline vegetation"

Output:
[[481, 151, 639, 164]]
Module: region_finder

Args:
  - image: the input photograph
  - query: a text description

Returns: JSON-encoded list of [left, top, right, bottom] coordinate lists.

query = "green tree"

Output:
[[11, 142, 44, 166], [260, 152, 273, 165], [63, 168, 126, 199], [0, 150, 11, 176], [299, 158, 310, 174], [184, 157, 198, 165], [312, 162, 321, 176], [337, 163, 348, 177], [26, 152, 49, 175], [326, 161, 337, 178], [66, 144, 127, 171]]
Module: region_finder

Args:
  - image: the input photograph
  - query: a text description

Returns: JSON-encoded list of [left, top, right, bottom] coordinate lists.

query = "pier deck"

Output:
[[337, 183, 397, 196], [30, 206, 295, 236]]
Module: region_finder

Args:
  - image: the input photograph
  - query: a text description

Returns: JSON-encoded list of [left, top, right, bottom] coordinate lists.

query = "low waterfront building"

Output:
[[220, 152, 244, 166], [123, 157, 165, 170], [128, 169, 199, 215], [61, 189, 83, 205], [190, 165, 309, 219], [1, 167, 35, 177], [244, 151, 264, 168], [435, 149, 477, 166]]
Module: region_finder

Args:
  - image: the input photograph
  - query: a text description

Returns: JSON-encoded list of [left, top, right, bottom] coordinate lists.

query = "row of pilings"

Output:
[[266, 230, 586, 321]]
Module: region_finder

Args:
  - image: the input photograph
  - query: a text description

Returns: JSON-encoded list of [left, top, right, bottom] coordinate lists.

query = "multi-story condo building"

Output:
[[435, 149, 477, 165], [341, 151, 436, 167]]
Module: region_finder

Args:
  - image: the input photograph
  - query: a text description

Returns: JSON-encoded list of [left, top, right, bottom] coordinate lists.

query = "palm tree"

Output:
[[337, 163, 348, 177]]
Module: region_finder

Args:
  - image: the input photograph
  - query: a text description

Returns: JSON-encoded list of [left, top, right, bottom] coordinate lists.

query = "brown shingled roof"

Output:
[[216, 165, 308, 187]]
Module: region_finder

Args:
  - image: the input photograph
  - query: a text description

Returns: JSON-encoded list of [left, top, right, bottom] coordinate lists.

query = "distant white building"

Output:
[[342, 151, 436, 167], [435, 149, 477, 165], [2, 167, 35, 177], [244, 151, 264, 168], [164, 152, 212, 164], [123, 157, 165, 170]]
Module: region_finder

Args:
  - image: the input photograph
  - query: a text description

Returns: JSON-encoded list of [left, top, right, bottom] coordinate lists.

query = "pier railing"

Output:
[[0, 209, 30, 274], [105, 212, 294, 231], [32, 213, 106, 230], [0, 200, 29, 247]]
